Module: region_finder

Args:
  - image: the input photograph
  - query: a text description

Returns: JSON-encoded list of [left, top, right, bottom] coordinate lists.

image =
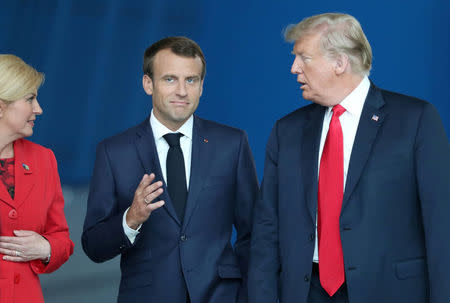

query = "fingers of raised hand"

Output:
[[146, 200, 165, 211], [136, 174, 155, 193], [143, 181, 164, 204]]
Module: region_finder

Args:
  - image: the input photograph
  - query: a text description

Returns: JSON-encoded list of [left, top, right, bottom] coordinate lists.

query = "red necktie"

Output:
[[318, 104, 346, 296]]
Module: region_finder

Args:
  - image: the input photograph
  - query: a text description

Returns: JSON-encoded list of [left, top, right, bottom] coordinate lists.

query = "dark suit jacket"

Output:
[[82, 115, 258, 303], [248, 84, 450, 303]]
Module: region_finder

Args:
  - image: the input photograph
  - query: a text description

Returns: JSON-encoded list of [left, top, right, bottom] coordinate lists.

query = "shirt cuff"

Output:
[[122, 207, 141, 244]]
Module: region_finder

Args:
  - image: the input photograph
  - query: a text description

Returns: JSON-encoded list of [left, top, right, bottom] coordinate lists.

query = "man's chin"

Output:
[[172, 113, 191, 122], [167, 114, 192, 127], [301, 91, 313, 102]]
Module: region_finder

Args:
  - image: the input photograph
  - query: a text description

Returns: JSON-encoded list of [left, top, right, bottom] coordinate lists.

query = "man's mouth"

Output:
[[170, 101, 189, 106]]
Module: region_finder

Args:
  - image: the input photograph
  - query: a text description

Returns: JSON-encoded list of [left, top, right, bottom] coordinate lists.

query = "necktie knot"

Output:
[[164, 133, 183, 147], [332, 104, 346, 119]]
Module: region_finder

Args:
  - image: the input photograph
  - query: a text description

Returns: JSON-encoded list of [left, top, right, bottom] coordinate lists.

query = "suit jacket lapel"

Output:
[[182, 116, 210, 230], [301, 105, 326, 222], [342, 84, 385, 210], [134, 118, 181, 226], [13, 139, 35, 209]]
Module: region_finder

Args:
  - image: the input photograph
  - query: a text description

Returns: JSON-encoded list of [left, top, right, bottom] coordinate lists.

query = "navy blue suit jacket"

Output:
[[82, 115, 258, 303], [248, 84, 450, 303]]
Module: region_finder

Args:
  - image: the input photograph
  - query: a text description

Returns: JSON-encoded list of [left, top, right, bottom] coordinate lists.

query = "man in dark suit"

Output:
[[248, 13, 450, 303], [82, 37, 258, 303]]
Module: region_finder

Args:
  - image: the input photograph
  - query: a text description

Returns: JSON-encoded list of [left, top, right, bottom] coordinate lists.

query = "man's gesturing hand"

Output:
[[126, 173, 165, 230]]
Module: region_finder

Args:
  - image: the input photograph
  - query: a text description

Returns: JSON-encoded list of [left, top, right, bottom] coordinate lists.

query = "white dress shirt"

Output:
[[313, 76, 370, 262], [123, 110, 194, 243]]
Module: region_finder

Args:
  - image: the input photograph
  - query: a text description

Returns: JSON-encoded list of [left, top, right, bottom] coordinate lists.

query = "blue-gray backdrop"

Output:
[[1, 0, 448, 183]]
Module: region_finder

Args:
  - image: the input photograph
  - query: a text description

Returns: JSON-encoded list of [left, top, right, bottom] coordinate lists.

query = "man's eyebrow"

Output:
[[162, 74, 178, 78], [291, 50, 304, 56]]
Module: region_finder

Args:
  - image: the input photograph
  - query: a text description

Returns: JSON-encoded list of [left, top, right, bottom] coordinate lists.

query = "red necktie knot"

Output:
[[332, 104, 346, 118]]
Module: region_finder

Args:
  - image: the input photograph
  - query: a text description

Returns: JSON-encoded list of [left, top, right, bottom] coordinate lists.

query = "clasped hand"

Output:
[[0, 230, 50, 262]]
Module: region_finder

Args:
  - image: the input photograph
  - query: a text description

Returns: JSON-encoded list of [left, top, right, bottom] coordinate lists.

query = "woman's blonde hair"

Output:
[[0, 54, 44, 104]]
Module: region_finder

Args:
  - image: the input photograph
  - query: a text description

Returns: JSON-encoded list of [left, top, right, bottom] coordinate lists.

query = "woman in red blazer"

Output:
[[0, 54, 74, 302]]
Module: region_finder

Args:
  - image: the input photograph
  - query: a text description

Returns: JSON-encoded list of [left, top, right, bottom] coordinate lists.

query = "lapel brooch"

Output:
[[203, 138, 208, 143], [22, 163, 30, 171], [371, 114, 379, 122]]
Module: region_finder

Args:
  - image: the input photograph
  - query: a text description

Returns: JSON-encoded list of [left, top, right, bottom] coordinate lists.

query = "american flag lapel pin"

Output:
[[203, 138, 208, 143], [371, 114, 379, 122]]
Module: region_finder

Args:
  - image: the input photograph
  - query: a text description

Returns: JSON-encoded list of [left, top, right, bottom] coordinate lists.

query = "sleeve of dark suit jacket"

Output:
[[248, 123, 281, 303], [234, 130, 259, 303], [81, 141, 133, 263], [414, 103, 450, 303]]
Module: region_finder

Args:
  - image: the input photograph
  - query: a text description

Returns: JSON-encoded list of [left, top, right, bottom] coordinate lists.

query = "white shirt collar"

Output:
[[149, 109, 194, 140], [326, 76, 370, 116]]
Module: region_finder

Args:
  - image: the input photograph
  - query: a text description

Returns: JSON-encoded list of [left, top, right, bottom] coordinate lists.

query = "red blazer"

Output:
[[0, 139, 74, 303]]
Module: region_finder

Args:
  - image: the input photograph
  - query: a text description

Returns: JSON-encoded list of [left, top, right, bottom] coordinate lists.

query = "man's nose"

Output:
[[291, 57, 303, 74], [176, 81, 188, 96]]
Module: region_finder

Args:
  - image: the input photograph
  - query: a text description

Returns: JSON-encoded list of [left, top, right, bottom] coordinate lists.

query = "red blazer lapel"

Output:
[[13, 139, 35, 209], [0, 180, 14, 207]]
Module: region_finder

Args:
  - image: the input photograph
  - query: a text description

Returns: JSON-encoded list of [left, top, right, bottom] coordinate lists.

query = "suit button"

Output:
[[309, 234, 314, 241], [8, 209, 17, 219], [304, 275, 309, 282], [180, 235, 187, 242], [14, 273, 20, 284]]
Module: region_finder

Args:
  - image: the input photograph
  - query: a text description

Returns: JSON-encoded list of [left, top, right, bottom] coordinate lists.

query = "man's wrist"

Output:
[[125, 211, 140, 230]]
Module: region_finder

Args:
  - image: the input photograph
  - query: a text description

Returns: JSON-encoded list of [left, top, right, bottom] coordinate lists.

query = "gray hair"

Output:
[[285, 13, 372, 76]]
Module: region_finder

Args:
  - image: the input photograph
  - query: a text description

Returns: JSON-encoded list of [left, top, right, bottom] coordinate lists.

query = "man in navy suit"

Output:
[[248, 13, 450, 303], [82, 37, 258, 303]]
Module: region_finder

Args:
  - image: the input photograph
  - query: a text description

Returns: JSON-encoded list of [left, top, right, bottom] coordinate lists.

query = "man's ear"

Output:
[[199, 79, 204, 97], [334, 53, 349, 75], [142, 74, 153, 95]]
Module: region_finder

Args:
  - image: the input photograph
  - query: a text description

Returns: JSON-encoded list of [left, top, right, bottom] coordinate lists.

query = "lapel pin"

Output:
[[22, 163, 30, 171], [371, 114, 379, 122], [203, 138, 208, 143]]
